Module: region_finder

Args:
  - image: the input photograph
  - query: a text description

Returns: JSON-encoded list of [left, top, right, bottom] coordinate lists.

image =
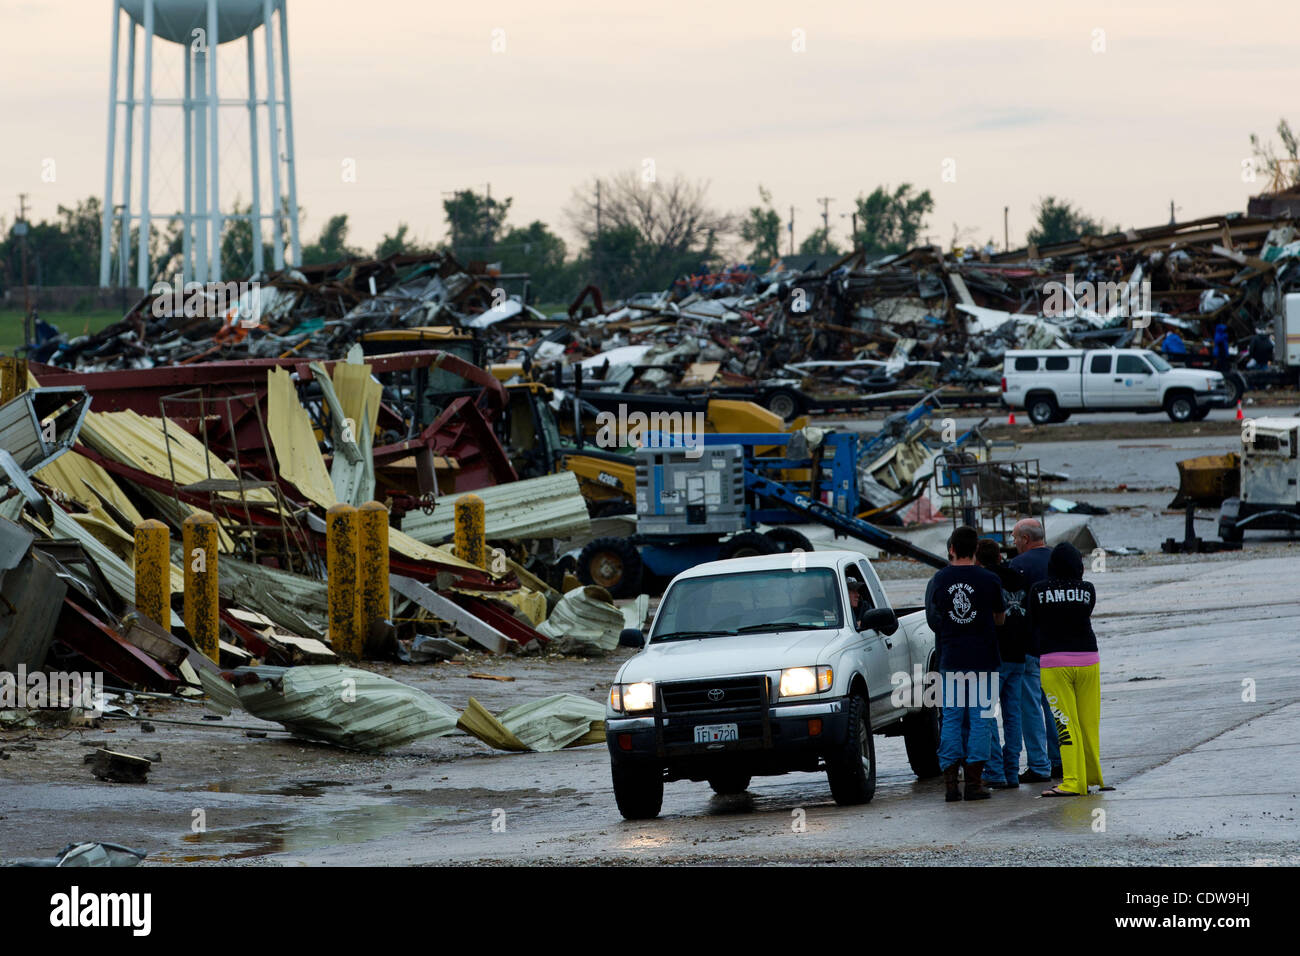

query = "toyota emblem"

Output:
[[708, 688, 725, 702]]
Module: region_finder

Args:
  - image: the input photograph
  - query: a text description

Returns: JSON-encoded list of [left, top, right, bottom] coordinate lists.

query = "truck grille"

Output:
[[660, 676, 768, 714]]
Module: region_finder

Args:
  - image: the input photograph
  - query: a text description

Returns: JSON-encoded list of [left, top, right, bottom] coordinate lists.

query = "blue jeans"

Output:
[[980, 662, 1024, 784], [1020, 655, 1062, 774], [939, 669, 997, 771]]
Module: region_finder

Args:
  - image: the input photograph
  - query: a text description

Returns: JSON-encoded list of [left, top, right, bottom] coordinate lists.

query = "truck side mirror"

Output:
[[858, 607, 898, 635], [619, 628, 644, 648]]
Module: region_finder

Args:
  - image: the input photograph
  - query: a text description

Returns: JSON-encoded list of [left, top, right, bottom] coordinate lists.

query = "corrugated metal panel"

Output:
[[457, 693, 605, 752], [536, 585, 625, 655], [400, 471, 590, 544], [235, 665, 460, 751]]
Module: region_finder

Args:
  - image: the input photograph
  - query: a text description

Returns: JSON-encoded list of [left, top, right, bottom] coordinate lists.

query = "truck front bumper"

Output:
[[1195, 387, 1236, 409], [606, 697, 850, 781]]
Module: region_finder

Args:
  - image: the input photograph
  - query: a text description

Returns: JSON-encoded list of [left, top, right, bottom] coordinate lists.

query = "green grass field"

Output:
[[0, 309, 124, 356]]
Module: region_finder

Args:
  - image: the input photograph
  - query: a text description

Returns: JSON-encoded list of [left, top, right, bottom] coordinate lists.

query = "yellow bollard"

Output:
[[326, 503, 363, 659], [454, 494, 487, 570], [134, 519, 171, 631], [358, 501, 390, 639], [181, 514, 219, 662]]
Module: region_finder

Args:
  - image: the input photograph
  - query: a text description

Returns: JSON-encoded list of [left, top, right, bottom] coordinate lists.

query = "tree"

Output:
[[1026, 196, 1104, 247], [496, 220, 570, 302], [853, 184, 934, 257], [1250, 118, 1300, 192], [566, 169, 732, 296], [375, 223, 433, 259], [798, 226, 842, 258], [300, 214, 361, 266], [220, 199, 277, 278], [740, 186, 782, 265], [442, 189, 512, 259]]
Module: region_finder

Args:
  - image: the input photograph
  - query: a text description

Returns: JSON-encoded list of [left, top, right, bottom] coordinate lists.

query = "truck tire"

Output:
[[826, 692, 876, 805], [611, 760, 664, 820], [1026, 393, 1059, 426], [902, 703, 943, 779], [1220, 523, 1243, 544], [707, 772, 752, 795], [765, 388, 803, 421], [764, 527, 814, 554], [1051, 410, 1071, 423], [577, 537, 643, 598], [1164, 392, 1196, 422], [1226, 371, 1247, 404], [1190, 406, 1212, 421], [721, 532, 779, 560]]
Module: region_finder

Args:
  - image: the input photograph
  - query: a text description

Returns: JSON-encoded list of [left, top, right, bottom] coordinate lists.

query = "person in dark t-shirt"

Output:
[[924, 525, 1005, 802], [973, 539, 1028, 789]]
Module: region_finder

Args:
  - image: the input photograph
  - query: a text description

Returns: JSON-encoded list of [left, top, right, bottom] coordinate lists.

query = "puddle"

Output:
[[166, 805, 459, 861], [198, 779, 350, 797]]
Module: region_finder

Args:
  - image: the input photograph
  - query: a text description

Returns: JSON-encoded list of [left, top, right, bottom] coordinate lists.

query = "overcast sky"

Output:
[[2, 0, 1297, 259]]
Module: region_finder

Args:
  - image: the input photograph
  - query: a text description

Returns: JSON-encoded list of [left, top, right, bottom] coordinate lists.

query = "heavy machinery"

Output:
[[496, 376, 805, 516], [575, 432, 948, 597]]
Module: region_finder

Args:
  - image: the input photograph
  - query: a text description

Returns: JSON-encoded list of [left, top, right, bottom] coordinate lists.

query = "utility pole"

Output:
[[595, 180, 602, 290], [817, 197, 833, 231], [1004, 206, 1009, 252], [1169, 199, 1176, 225], [788, 205, 795, 256], [16, 194, 32, 348]]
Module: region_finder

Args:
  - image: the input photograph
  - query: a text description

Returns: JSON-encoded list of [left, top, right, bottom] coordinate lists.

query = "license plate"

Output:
[[694, 723, 739, 743]]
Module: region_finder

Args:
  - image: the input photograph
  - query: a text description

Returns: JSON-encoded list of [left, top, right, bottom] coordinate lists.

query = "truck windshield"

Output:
[[1144, 351, 1173, 372], [651, 567, 843, 641]]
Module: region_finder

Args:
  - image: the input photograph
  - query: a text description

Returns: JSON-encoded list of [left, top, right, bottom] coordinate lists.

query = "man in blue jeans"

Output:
[[926, 525, 1005, 802], [1009, 518, 1063, 782], [974, 538, 1028, 788]]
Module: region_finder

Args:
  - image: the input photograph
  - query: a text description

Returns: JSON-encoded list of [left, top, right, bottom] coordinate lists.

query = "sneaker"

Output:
[[1019, 769, 1051, 783]]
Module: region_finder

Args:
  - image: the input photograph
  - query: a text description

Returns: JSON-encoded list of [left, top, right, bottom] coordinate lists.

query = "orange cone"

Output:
[[1007, 409, 1017, 425], [1236, 401, 1244, 421]]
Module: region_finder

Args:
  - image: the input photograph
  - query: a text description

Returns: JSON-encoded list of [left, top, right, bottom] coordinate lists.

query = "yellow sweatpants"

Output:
[[1040, 664, 1103, 794]]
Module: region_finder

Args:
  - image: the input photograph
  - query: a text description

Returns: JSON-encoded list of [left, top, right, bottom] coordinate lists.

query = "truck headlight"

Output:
[[610, 681, 655, 713], [779, 666, 833, 698]]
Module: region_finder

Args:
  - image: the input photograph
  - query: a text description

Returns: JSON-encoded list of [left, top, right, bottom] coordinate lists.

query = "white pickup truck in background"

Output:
[[1001, 347, 1236, 424], [604, 550, 939, 820]]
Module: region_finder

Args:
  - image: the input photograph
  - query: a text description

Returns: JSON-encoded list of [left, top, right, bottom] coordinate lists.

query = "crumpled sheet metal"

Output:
[[235, 665, 459, 751], [535, 585, 626, 655], [457, 693, 605, 753]]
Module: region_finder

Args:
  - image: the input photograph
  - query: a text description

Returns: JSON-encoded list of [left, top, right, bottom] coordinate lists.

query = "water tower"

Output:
[[98, 0, 302, 289]]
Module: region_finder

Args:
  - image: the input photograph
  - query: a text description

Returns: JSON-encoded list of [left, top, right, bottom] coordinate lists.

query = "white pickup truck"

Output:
[[604, 550, 939, 819], [1001, 347, 1235, 424]]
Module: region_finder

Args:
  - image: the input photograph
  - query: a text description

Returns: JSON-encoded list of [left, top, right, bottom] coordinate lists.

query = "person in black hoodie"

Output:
[[1027, 542, 1110, 797], [974, 539, 1029, 789]]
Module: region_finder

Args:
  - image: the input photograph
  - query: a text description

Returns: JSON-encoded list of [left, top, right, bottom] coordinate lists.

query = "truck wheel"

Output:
[[721, 532, 779, 560], [902, 703, 943, 779], [707, 772, 752, 795], [577, 537, 643, 598], [826, 692, 877, 805], [1051, 410, 1071, 423], [1190, 406, 1211, 421], [1226, 372, 1247, 404], [1165, 392, 1196, 422], [1026, 394, 1059, 426], [1220, 523, 1243, 544], [611, 760, 664, 820], [765, 388, 803, 421], [764, 527, 814, 554]]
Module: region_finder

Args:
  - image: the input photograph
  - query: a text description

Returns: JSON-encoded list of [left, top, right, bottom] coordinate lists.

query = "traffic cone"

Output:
[[1236, 401, 1244, 421], [1007, 409, 1017, 425]]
